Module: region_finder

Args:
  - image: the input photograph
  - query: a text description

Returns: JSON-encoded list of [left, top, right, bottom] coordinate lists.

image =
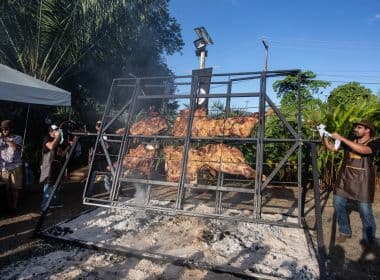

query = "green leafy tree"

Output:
[[273, 71, 330, 114], [267, 71, 329, 143], [271, 71, 330, 139], [0, 0, 183, 119], [321, 82, 380, 139], [0, 0, 183, 83], [327, 82, 376, 110], [264, 71, 330, 181], [0, 0, 183, 120], [0, 0, 183, 170]]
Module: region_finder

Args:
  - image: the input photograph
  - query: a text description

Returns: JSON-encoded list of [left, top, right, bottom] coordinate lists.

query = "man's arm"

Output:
[[322, 136, 337, 152], [57, 136, 77, 157], [331, 132, 373, 155], [45, 131, 60, 151]]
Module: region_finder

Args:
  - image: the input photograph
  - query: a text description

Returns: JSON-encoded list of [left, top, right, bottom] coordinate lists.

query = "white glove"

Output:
[[316, 124, 341, 151], [316, 124, 331, 138]]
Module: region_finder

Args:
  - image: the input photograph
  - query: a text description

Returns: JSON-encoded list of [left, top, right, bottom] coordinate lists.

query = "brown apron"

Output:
[[335, 139, 376, 203]]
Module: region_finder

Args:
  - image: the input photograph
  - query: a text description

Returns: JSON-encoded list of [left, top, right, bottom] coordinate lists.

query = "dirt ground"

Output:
[[313, 189, 380, 279], [0, 167, 379, 279]]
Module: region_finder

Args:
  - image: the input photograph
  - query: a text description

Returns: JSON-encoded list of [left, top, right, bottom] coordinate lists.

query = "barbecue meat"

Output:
[[115, 111, 168, 136], [130, 112, 168, 135], [163, 145, 201, 183], [122, 144, 158, 177], [171, 108, 192, 138], [199, 144, 256, 178], [164, 144, 258, 183], [163, 146, 181, 182], [173, 107, 264, 137]]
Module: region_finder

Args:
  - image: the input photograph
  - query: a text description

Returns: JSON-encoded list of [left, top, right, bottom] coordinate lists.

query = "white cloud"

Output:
[[369, 13, 380, 22]]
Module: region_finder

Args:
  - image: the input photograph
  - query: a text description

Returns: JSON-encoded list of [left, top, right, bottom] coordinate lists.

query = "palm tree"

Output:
[[0, 0, 183, 84], [0, 0, 183, 171]]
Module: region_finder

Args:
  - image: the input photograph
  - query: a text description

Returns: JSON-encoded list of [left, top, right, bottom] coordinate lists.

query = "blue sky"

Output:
[[165, 0, 380, 102]]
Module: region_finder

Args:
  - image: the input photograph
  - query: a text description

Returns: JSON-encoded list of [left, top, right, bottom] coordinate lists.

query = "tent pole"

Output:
[[21, 104, 30, 157]]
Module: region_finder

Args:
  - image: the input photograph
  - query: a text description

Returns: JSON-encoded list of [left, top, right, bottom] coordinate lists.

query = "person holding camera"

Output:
[[39, 124, 72, 209], [0, 120, 23, 213]]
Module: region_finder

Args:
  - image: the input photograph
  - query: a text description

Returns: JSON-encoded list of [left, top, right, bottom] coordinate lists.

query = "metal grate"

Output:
[[81, 69, 311, 227]]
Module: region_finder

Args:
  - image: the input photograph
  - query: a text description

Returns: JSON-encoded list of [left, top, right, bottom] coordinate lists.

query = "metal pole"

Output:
[[199, 50, 206, 69], [21, 104, 30, 156], [297, 72, 303, 227], [83, 80, 117, 199], [109, 79, 141, 202], [176, 74, 200, 209], [309, 142, 327, 279], [262, 38, 269, 72], [253, 72, 266, 218]]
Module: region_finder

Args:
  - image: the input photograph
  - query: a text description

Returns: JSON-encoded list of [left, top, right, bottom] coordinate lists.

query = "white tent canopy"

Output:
[[0, 64, 71, 106]]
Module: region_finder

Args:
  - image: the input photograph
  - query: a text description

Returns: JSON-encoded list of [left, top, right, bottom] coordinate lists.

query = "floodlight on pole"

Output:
[[193, 38, 206, 50], [193, 27, 213, 69], [194, 27, 214, 45]]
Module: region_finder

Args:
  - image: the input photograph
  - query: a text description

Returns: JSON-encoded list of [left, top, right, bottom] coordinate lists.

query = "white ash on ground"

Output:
[[1, 248, 243, 280], [1, 201, 319, 279]]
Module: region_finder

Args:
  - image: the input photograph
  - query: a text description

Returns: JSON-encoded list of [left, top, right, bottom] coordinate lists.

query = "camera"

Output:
[[95, 121, 102, 130], [58, 120, 80, 146]]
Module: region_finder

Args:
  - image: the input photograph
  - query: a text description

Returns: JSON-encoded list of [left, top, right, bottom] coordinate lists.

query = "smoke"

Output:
[[134, 183, 148, 206], [133, 183, 150, 221]]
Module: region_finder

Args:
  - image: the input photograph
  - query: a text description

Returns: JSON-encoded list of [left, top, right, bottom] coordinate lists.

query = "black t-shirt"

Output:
[[342, 137, 380, 158], [368, 140, 380, 157]]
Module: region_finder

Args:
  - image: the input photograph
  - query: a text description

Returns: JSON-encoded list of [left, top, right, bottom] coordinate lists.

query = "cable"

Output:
[[321, 80, 380, 85], [316, 74, 380, 79], [266, 37, 380, 47], [314, 70, 380, 73]]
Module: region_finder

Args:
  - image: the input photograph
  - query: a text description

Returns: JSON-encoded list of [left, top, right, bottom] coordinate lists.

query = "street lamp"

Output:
[[261, 38, 269, 72], [194, 27, 213, 69]]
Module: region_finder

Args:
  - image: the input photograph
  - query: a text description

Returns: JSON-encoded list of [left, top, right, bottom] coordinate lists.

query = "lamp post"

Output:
[[192, 27, 214, 108], [262, 38, 269, 72], [194, 27, 213, 69]]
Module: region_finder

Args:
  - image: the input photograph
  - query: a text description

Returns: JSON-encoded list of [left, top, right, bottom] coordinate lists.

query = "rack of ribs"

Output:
[[172, 107, 273, 137], [115, 111, 168, 136], [164, 143, 258, 183], [122, 144, 158, 177]]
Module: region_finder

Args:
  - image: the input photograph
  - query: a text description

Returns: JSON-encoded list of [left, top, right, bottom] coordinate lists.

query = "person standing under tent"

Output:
[[39, 124, 72, 209], [322, 119, 379, 250], [0, 120, 23, 213]]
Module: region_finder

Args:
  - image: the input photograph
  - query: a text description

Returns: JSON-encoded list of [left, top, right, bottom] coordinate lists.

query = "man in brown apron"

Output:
[[323, 119, 379, 249]]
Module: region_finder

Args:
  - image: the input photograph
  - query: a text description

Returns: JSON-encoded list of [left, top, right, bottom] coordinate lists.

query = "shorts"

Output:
[[1, 166, 23, 190]]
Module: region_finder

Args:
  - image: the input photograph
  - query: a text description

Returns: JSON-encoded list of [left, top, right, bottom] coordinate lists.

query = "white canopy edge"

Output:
[[0, 64, 71, 106]]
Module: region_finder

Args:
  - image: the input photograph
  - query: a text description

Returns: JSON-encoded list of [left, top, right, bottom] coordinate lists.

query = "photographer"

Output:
[[0, 120, 23, 213], [40, 124, 72, 209]]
